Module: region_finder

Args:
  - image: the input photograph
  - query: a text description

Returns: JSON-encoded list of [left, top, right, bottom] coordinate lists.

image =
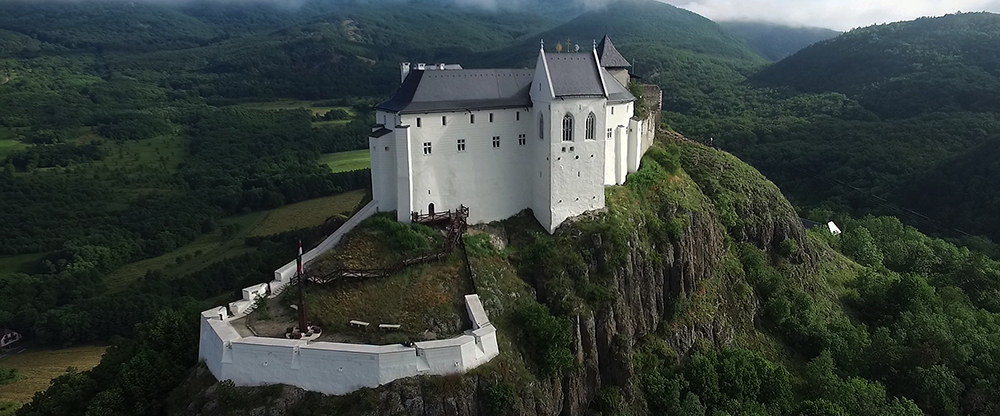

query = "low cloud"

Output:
[[665, 0, 1000, 30]]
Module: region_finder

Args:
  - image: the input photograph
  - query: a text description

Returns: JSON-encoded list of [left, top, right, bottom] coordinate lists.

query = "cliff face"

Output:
[[170, 138, 805, 416]]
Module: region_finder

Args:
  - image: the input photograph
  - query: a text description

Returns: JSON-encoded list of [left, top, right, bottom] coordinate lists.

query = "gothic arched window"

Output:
[[585, 113, 596, 141], [538, 115, 544, 140], [562, 113, 574, 142]]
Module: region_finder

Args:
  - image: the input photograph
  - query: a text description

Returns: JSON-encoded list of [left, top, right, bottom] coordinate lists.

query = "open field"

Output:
[[0, 253, 45, 276], [236, 99, 355, 117], [319, 149, 370, 173], [0, 139, 26, 159], [0, 345, 107, 404], [105, 190, 366, 290], [248, 190, 365, 237]]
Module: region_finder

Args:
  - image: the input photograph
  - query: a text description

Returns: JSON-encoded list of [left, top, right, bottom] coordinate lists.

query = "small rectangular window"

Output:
[[492, 136, 500, 148], [489, 113, 494, 123], [442, 116, 447, 126], [516, 111, 520, 121], [423, 142, 432, 155], [457, 139, 466, 152], [518, 134, 526, 146], [416, 117, 421, 127], [385, 146, 390, 151], [470, 114, 475, 124], [607, 128, 612, 139], [611, 107, 615, 115]]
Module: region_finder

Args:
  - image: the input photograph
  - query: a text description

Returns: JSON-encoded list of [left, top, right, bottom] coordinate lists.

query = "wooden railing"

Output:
[[309, 205, 469, 285]]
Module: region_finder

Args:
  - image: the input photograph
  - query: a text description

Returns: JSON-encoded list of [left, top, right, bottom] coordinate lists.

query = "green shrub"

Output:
[[482, 380, 516, 416], [0, 368, 21, 385], [361, 213, 439, 254], [780, 239, 799, 256], [517, 302, 575, 376]]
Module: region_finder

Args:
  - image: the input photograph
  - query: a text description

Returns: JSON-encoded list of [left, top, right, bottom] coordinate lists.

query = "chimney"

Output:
[[400, 62, 410, 83], [437, 63, 446, 70], [416, 63, 426, 70]]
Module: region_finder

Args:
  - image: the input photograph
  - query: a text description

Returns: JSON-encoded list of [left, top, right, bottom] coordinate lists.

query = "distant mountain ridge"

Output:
[[718, 21, 839, 61], [753, 12, 1000, 118]]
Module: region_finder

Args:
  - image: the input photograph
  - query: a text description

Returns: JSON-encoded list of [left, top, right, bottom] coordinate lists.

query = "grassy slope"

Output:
[[0, 346, 107, 404], [318, 150, 370, 173], [105, 190, 365, 290]]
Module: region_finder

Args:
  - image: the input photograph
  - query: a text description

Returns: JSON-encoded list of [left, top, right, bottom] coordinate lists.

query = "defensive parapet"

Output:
[[199, 294, 498, 395]]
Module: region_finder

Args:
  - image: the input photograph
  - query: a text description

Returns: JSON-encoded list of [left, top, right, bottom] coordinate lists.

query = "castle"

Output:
[[370, 36, 655, 233]]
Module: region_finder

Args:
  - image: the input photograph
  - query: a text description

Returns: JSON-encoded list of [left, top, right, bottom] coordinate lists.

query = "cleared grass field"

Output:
[[319, 149, 370, 173], [236, 99, 354, 117], [0, 139, 26, 158], [104, 190, 366, 290], [0, 253, 44, 276], [0, 345, 106, 404]]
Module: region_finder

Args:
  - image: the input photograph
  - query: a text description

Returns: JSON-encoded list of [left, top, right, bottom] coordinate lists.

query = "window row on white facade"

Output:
[[420, 135, 533, 155], [414, 111, 525, 128]]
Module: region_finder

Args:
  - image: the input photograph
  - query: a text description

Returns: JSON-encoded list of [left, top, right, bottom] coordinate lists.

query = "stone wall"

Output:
[[198, 294, 498, 396]]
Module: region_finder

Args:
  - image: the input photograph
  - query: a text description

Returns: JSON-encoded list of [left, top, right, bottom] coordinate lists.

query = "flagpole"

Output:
[[296, 240, 308, 334]]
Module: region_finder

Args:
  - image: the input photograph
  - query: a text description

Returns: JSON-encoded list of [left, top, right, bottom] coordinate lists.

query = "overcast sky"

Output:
[[665, 0, 1000, 30]]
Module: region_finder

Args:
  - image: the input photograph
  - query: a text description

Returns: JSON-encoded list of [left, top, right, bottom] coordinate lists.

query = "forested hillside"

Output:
[[5, 2, 1000, 416], [718, 21, 839, 61], [666, 12, 1000, 249]]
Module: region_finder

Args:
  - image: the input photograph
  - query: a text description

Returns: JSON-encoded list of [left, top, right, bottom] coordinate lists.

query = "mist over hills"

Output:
[[718, 21, 839, 61]]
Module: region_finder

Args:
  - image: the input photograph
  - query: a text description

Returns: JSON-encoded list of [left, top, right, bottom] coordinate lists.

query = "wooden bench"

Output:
[[349, 320, 370, 328], [378, 324, 401, 331]]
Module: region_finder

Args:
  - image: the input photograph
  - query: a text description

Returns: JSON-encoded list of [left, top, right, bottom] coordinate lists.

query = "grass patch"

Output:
[[236, 99, 355, 117], [105, 191, 364, 290], [318, 149, 370, 173], [248, 190, 365, 237], [0, 345, 106, 404], [305, 252, 473, 342], [0, 253, 45, 276], [0, 139, 27, 159]]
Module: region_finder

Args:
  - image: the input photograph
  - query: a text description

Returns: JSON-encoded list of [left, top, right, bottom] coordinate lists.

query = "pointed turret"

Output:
[[596, 35, 631, 86]]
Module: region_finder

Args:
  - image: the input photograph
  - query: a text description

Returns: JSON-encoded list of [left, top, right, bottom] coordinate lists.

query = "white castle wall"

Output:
[[272, 199, 380, 284], [198, 294, 499, 395]]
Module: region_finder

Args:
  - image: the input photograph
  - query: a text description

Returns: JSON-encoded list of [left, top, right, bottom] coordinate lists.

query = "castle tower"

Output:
[[596, 35, 631, 87]]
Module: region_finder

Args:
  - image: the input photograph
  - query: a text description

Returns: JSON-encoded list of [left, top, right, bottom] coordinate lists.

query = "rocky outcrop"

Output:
[[171, 141, 805, 416]]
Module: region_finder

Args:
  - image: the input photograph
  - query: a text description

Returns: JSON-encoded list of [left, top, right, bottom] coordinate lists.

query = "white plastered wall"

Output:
[[547, 97, 607, 233], [404, 108, 533, 225]]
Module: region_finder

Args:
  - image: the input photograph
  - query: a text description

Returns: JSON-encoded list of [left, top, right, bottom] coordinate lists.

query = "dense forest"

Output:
[[3, 0, 1000, 415], [666, 12, 1000, 250]]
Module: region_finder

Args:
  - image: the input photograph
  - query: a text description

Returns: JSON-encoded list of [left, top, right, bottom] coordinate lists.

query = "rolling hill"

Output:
[[753, 12, 1000, 118], [718, 21, 839, 61]]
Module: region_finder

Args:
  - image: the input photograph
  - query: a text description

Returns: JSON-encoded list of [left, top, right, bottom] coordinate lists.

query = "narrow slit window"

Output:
[[442, 116, 447, 126], [585, 113, 596, 140], [416, 117, 421, 127], [539, 115, 544, 140], [489, 113, 494, 122], [470, 114, 475, 124], [516, 111, 520, 121]]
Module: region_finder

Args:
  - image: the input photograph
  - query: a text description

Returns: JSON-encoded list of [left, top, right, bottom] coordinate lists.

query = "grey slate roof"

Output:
[[376, 69, 533, 114], [596, 35, 631, 68], [602, 69, 635, 103], [371, 126, 392, 138], [545, 53, 605, 97]]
